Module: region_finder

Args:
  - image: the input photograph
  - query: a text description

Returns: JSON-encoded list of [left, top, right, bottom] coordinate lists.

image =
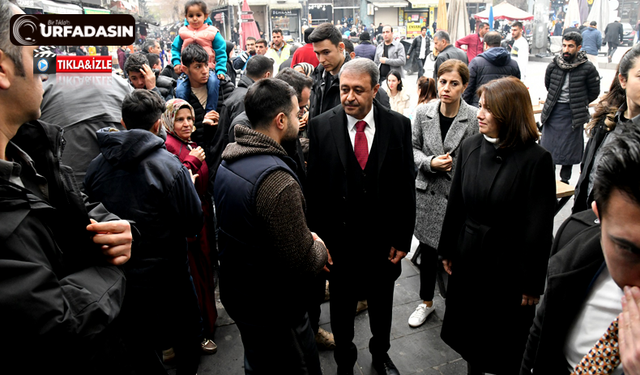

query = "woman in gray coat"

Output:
[[408, 59, 479, 328]]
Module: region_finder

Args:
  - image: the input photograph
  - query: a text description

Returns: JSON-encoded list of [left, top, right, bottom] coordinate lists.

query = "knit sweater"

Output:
[[221, 126, 327, 275]]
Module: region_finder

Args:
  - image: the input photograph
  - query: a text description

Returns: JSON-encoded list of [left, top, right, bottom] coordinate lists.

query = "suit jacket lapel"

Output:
[[330, 107, 349, 172], [423, 102, 445, 156], [374, 103, 391, 173]]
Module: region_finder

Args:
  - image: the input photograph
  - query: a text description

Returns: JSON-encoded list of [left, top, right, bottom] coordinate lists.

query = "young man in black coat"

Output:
[[521, 126, 640, 374], [406, 26, 431, 80]]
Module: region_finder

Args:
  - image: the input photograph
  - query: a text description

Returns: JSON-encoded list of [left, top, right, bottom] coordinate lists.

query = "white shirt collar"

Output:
[[346, 105, 375, 132]]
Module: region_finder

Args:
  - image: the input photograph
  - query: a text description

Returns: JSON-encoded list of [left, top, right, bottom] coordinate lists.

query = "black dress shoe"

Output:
[[372, 358, 400, 375]]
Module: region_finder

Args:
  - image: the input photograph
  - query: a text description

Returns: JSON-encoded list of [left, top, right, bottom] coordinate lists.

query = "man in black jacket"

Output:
[[407, 26, 430, 80], [604, 17, 624, 63], [521, 127, 640, 374], [85, 90, 204, 375], [309, 23, 390, 119], [540, 32, 600, 184], [0, 2, 132, 373], [463, 31, 520, 107], [432, 30, 468, 79]]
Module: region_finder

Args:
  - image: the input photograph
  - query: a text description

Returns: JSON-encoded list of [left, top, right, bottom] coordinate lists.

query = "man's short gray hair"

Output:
[[340, 58, 379, 89], [434, 30, 450, 43], [0, 0, 24, 77]]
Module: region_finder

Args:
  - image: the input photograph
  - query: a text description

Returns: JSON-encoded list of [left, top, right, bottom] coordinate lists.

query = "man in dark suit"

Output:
[[307, 58, 416, 375], [521, 127, 640, 374]]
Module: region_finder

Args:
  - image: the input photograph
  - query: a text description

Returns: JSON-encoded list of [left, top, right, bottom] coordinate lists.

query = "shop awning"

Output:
[[370, 0, 408, 7], [408, 0, 438, 7], [84, 7, 111, 14], [270, 2, 302, 9], [42, 0, 83, 13], [16, 0, 43, 9], [246, 0, 270, 5]]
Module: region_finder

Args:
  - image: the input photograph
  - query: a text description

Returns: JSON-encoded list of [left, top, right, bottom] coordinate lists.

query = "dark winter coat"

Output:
[[581, 27, 602, 56], [0, 121, 126, 375], [433, 44, 468, 80], [520, 210, 603, 374], [85, 128, 204, 276], [438, 134, 556, 374], [155, 71, 176, 101], [354, 40, 376, 61], [462, 47, 521, 107], [407, 35, 430, 70], [604, 21, 624, 44]]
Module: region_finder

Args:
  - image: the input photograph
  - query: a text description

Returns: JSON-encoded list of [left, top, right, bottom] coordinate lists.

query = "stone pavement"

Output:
[[176, 257, 464, 375]]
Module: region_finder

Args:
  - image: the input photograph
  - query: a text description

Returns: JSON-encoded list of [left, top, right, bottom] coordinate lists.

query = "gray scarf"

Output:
[[554, 50, 588, 70]]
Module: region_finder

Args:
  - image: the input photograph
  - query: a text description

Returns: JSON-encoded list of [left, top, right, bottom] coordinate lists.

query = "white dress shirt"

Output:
[[346, 105, 376, 154], [419, 36, 427, 59], [564, 267, 624, 375]]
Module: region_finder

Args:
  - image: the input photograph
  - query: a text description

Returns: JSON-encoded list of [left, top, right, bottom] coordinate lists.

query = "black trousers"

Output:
[[330, 268, 397, 370], [120, 261, 203, 375], [236, 313, 322, 375], [608, 42, 619, 57], [418, 242, 438, 301], [417, 58, 426, 80], [307, 273, 328, 334], [560, 164, 573, 183]]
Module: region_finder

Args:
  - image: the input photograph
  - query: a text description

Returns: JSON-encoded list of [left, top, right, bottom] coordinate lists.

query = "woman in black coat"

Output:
[[438, 77, 557, 374]]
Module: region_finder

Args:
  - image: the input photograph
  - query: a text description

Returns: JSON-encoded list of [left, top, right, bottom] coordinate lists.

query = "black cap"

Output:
[[360, 32, 371, 41], [590, 20, 597, 26]]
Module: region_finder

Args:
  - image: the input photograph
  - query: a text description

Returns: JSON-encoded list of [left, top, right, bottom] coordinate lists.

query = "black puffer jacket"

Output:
[[463, 47, 521, 107], [541, 52, 600, 130], [155, 71, 176, 101], [0, 121, 127, 375]]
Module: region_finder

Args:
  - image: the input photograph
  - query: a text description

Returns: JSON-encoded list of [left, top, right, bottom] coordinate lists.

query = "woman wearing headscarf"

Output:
[[293, 62, 315, 77], [161, 99, 218, 355]]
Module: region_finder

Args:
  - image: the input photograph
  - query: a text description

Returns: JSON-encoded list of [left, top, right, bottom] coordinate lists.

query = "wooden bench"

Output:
[[556, 180, 575, 215]]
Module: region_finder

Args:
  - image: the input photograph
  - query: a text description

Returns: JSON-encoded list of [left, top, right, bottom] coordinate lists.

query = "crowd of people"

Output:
[[4, 0, 640, 373]]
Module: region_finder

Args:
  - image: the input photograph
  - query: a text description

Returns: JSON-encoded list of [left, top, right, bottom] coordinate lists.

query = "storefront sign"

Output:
[[271, 9, 298, 17]]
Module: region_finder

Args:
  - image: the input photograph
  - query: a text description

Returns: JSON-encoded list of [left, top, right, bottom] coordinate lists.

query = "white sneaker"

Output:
[[408, 303, 435, 327]]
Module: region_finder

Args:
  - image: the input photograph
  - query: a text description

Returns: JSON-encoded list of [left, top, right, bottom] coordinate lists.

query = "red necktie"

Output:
[[354, 120, 369, 170]]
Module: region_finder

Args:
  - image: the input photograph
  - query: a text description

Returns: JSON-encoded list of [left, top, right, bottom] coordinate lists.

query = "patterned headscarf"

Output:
[[161, 99, 196, 142], [293, 62, 315, 77]]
